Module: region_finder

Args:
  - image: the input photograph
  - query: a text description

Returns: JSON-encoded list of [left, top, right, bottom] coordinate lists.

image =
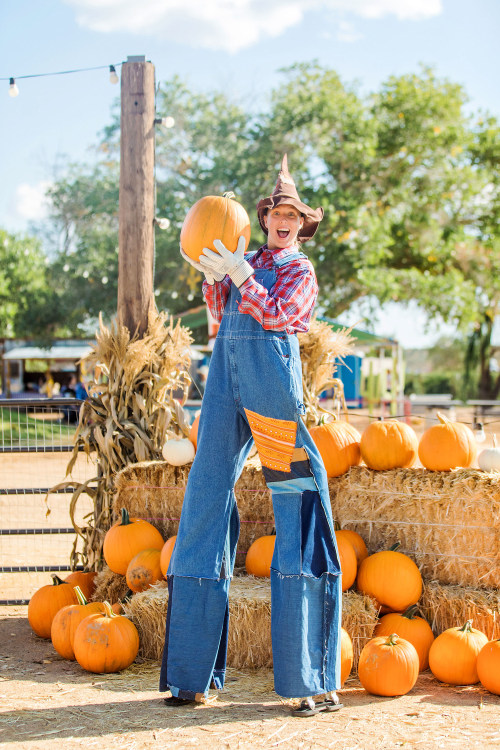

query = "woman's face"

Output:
[[264, 203, 304, 250]]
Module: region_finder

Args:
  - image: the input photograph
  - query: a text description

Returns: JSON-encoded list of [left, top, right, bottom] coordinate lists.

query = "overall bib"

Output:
[[160, 252, 342, 699]]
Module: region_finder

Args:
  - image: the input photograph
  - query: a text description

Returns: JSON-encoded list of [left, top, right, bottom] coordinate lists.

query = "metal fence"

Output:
[[0, 398, 95, 604]]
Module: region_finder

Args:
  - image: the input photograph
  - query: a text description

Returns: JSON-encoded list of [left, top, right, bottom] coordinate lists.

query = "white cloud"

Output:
[[65, 0, 442, 53], [336, 20, 364, 43], [14, 181, 52, 221]]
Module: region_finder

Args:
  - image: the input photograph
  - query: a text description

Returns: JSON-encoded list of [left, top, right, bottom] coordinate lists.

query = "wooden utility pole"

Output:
[[117, 56, 155, 337]]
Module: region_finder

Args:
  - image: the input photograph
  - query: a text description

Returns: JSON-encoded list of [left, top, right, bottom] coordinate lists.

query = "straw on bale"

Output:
[[122, 576, 378, 671], [329, 466, 500, 589], [420, 580, 500, 640], [92, 566, 130, 604]]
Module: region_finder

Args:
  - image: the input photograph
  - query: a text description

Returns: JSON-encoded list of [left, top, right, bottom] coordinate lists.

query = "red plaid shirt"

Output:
[[203, 244, 318, 333]]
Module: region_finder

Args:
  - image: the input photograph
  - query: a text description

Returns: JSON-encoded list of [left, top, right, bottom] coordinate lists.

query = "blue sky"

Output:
[[1, 0, 499, 347]]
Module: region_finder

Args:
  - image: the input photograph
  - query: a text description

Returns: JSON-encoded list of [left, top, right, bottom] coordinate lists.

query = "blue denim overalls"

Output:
[[160, 251, 342, 699]]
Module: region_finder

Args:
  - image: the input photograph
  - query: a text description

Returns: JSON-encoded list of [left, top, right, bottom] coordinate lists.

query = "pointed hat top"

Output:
[[257, 154, 323, 242]]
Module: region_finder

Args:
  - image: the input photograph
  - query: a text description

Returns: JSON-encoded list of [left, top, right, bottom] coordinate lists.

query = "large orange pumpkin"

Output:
[[335, 528, 368, 565], [64, 571, 97, 600], [245, 535, 276, 577], [340, 627, 354, 685], [160, 535, 177, 578], [309, 419, 361, 477], [360, 420, 418, 470], [477, 639, 500, 695], [28, 575, 78, 639], [51, 586, 105, 660], [103, 508, 164, 575], [189, 415, 200, 451], [335, 531, 357, 591], [126, 548, 163, 593], [418, 412, 477, 471], [356, 545, 423, 613], [428, 620, 488, 685], [180, 193, 251, 262], [374, 604, 435, 671], [73, 601, 139, 674], [358, 633, 419, 696]]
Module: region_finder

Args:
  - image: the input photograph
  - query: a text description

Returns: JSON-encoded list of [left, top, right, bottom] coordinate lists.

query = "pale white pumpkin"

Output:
[[478, 435, 500, 472], [162, 437, 195, 466]]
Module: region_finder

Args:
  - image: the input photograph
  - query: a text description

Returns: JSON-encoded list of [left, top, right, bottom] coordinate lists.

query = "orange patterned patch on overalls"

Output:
[[244, 408, 297, 472]]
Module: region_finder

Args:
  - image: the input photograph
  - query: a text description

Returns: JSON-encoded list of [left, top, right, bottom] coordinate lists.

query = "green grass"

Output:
[[0, 406, 77, 446]]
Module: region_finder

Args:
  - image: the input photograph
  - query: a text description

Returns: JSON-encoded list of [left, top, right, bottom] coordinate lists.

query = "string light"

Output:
[[474, 420, 486, 442], [154, 217, 170, 230], [109, 65, 119, 85], [3, 63, 123, 97], [154, 116, 175, 128], [9, 78, 19, 97]]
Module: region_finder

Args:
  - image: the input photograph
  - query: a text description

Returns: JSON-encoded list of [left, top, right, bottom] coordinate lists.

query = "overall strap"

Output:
[[273, 251, 308, 268]]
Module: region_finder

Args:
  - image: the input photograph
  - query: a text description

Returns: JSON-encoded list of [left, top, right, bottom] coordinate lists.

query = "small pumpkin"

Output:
[[309, 418, 361, 477], [64, 571, 97, 600], [374, 604, 435, 671], [360, 420, 418, 470], [334, 531, 357, 591], [180, 192, 251, 263], [28, 574, 78, 639], [358, 633, 419, 696], [477, 639, 500, 695], [478, 435, 500, 472], [428, 619, 488, 685], [245, 535, 276, 577], [189, 415, 200, 451], [162, 437, 195, 466], [335, 528, 368, 565], [356, 544, 423, 613], [103, 508, 164, 575], [418, 412, 477, 471], [73, 601, 139, 673], [160, 535, 177, 578], [126, 548, 164, 593], [340, 627, 354, 685], [51, 586, 105, 660]]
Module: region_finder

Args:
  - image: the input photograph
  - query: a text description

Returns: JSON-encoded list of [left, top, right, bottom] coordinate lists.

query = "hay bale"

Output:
[[122, 575, 377, 672], [420, 580, 500, 639], [329, 466, 500, 589], [92, 566, 129, 604]]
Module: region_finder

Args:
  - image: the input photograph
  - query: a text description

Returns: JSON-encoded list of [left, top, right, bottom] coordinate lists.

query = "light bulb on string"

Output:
[[474, 420, 486, 443], [109, 65, 119, 84], [154, 217, 170, 230], [154, 116, 175, 128], [9, 78, 19, 97]]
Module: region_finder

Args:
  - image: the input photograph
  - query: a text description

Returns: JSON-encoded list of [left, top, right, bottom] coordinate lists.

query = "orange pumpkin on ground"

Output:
[[189, 415, 200, 451], [309, 419, 361, 477], [334, 531, 357, 591], [358, 633, 419, 696], [160, 536, 177, 578], [245, 535, 276, 577], [103, 508, 164, 575], [374, 605, 435, 671], [340, 628, 354, 685], [477, 639, 500, 695], [360, 420, 418, 470], [51, 586, 106, 660], [64, 571, 97, 600], [356, 544, 423, 613], [428, 620, 488, 685], [335, 528, 368, 565], [73, 601, 139, 674], [418, 412, 477, 471], [28, 575, 78, 639], [126, 548, 164, 593], [180, 193, 251, 263]]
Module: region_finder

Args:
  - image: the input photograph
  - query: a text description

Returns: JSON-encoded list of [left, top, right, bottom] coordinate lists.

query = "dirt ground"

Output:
[[1, 606, 499, 750]]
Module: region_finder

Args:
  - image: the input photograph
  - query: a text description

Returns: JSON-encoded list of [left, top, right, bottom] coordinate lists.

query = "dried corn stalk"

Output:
[[49, 306, 193, 571], [298, 317, 355, 427]]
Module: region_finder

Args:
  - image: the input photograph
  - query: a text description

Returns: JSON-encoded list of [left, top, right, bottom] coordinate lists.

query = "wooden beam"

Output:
[[117, 57, 156, 338]]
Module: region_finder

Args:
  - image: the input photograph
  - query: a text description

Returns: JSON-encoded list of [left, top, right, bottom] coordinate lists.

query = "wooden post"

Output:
[[117, 56, 156, 338]]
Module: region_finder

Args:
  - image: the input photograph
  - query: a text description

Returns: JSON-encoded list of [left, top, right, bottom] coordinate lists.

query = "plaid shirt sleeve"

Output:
[[237, 258, 318, 333], [202, 275, 232, 322]]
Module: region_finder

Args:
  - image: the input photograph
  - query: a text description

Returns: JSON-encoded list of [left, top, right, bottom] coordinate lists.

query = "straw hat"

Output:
[[256, 154, 324, 242]]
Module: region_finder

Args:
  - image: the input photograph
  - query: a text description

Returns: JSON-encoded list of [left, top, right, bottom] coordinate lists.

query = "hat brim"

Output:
[[257, 196, 324, 242]]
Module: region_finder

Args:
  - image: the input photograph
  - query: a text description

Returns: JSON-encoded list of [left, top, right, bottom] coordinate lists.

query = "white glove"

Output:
[[200, 236, 254, 288], [180, 246, 225, 285]]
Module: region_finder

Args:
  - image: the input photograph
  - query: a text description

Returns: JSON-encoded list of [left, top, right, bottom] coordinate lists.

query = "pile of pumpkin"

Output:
[[247, 529, 500, 697], [310, 412, 500, 475]]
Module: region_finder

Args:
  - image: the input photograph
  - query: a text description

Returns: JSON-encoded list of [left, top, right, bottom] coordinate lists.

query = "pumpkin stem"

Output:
[[386, 633, 399, 646], [222, 191, 235, 200], [436, 411, 450, 425], [388, 542, 401, 552], [51, 574, 66, 586], [73, 586, 89, 606], [333, 520, 341, 531], [458, 619, 474, 633], [102, 600, 118, 618], [120, 508, 132, 526], [402, 604, 421, 620]]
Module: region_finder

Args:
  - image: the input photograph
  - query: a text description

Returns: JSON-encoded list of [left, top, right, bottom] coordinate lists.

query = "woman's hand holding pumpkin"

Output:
[[200, 236, 254, 288], [180, 245, 225, 285]]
